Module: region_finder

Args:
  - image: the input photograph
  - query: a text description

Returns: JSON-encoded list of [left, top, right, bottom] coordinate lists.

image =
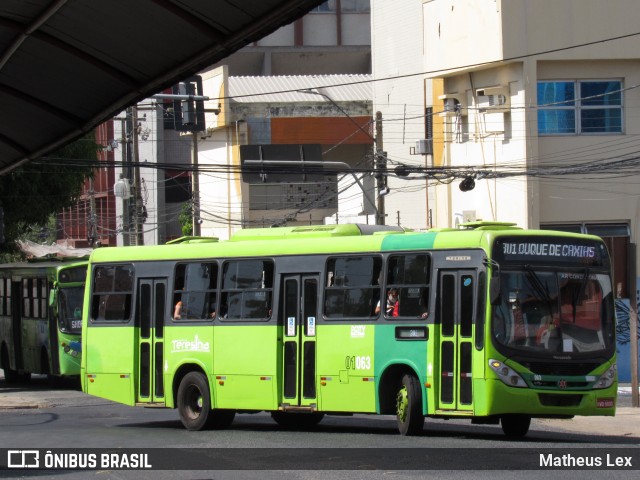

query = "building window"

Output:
[[537, 80, 622, 135], [310, 1, 336, 13], [341, 0, 370, 12]]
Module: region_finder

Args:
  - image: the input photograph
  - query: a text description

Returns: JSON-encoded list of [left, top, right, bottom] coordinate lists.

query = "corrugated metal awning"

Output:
[[0, 0, 325, 175]]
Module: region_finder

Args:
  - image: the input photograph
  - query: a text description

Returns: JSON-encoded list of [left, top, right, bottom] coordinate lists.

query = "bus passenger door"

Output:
[[136, 278, 166, 404], [280, 274, 319, 410], [436, 270, 475, 412], [10, 280, 24, 372]]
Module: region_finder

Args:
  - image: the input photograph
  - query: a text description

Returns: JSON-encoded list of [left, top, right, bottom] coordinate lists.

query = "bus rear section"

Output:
[[0, 260, 86, 384]]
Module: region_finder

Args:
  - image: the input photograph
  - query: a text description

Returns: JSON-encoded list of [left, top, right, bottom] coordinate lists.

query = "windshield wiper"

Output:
[[523, 265, 554, 314]]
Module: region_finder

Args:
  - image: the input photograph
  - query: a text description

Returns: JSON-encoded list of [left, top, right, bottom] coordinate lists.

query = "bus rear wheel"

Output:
[[1, 348, 27, 384], [177, 372, 236, 431], [396, 374, 423, 436], [271, 411, 325, 429], [501, 414, 531, 438]]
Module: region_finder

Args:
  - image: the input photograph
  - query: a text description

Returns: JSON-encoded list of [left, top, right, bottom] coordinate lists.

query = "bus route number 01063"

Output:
[[345, 355, 371, 370]]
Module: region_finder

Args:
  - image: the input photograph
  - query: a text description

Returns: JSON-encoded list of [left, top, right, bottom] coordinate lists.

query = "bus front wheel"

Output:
[[501, 414, 531, 438], [396, 374, 424, 436]]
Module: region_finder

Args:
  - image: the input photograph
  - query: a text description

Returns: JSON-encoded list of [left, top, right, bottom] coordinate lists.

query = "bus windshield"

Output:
[[492, 269, 615, 355], [58, 286, 84, 333]]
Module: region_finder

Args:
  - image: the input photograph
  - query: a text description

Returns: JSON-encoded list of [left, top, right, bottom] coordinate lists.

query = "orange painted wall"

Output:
[[270, 117, 372, 145]]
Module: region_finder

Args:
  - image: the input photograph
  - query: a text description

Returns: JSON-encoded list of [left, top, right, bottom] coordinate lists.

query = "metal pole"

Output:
[[121, 118, 130, 246], [375, 111, 386, 225], [629, 243, 639, 407], [192, 131, 201, 236], [87, 177, 97, 246], [131, 106, 144, 246]]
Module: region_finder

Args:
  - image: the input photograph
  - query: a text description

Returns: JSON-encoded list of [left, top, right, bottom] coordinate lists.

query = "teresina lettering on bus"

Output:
[[171, 335, 210, 353]]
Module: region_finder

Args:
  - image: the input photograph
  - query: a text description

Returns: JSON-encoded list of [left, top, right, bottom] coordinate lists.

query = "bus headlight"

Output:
[[489, 359, 528, 388], [593, 364, 616, 390]]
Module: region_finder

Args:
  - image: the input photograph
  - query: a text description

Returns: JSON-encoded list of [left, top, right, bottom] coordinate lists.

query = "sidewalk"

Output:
[[536, 407, 640, 438]]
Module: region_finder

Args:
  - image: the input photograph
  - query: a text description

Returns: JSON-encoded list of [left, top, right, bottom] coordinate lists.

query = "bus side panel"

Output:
[[84, 326, 136, 406], [56, 331, 81, 376], [22, 318, 46, 374], [316, 324, 376, 413], [163, 325, 214, 407], [0, 315, 11, 367], [212, 324, 278, 410], [373, 324, 428, 413]]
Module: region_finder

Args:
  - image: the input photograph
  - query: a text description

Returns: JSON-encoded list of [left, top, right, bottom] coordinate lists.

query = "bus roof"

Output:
[[86, 222, 607, 264], [0, 258, 88, 271]]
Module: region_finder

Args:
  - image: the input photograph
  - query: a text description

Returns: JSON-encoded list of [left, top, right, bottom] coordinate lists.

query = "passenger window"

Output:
[[90, 265, 134, 322], [385, 254, 430, 319], [324, 256, 382, 319], [220, 260, 273, 320], [173, 262, 218, 321]]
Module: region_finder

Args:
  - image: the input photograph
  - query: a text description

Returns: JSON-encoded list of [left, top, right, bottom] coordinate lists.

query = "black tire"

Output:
[[42, 354, 60, 387], [209, 409, 236, 429], [501, 414, 531, 438], [177, 372, 213, 431], [1, 348, 20, 385], [396, 373, 424, 436], [177, 372, 236, 431], [271, 411, 325, 429]]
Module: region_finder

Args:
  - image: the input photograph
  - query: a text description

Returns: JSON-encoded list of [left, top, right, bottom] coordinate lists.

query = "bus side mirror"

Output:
[[49, 289, 57, 307], [490, 274, 501, 305]]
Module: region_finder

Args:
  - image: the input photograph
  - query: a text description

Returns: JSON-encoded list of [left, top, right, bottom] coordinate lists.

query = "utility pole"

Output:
[[630, 244, 639, 407], [375, 111, 386, 225], [87, 177, 97, 246], [192, 131, 201, 236], [131, 106, 144, 246], [120, 117, 131, 246]]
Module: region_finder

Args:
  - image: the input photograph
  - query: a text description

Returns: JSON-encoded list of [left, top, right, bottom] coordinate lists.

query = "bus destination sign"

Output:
[[493, 236, 608, 267]]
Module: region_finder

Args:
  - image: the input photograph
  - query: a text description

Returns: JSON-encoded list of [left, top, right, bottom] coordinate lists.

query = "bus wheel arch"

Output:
[[378, 364, 421, 415], [174, 366, 235, 431]]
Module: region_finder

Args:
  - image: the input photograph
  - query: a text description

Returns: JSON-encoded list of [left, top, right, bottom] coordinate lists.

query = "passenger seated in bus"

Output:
[[375, 288, 399, 316], [173, 298, 183, 319]]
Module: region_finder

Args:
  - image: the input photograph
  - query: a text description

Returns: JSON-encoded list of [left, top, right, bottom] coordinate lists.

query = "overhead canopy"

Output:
[[0, 0, 324, 175]]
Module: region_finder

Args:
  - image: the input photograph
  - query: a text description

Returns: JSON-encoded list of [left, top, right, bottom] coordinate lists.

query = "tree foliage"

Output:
[[178, 202, 193, 237], [0, 133, 98, 256]]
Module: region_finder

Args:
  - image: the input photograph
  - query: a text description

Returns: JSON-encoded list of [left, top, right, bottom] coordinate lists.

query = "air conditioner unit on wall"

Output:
[[415, 139, 432, 155], [438, 93, 467, 116], [476, 86, 510, 113]]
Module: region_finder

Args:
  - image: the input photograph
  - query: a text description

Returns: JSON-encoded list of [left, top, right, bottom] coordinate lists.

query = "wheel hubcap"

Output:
[[397, 386, 408, 422]]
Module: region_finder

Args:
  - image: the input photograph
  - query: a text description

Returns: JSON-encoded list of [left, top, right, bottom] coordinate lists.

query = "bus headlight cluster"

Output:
[[593, 364, 616, 390], [489, 359, 528, 388]]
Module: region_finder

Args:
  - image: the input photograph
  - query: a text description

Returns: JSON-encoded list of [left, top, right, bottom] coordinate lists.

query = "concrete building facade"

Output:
[[371, 0, 639, 294]]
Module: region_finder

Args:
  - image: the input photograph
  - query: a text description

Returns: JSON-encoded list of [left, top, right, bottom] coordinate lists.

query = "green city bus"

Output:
[[0, 258, 88, 383], [80, 222, 617, 436]]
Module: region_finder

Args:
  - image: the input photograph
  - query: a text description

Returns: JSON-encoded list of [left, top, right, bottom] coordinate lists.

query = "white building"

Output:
[[372, 0, 639, 301]]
